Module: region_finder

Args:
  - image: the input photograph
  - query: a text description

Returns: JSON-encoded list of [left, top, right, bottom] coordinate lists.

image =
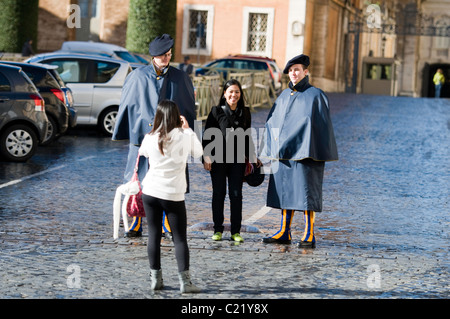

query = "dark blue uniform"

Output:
[[261, 75, 338, 246]]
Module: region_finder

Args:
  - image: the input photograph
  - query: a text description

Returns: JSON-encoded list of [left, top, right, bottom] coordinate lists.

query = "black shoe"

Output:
[[297, 241, 316, 249], [125, 230, 142, 238], [262, 237, 291, 244]]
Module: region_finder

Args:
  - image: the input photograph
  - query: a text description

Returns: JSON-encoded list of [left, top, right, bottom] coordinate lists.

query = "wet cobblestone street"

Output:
[[0, 93, 448, 302]]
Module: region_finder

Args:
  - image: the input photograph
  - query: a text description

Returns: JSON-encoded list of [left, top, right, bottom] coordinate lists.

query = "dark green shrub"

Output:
[[0, 0, 39, 53], [126, 0, 177, 54]]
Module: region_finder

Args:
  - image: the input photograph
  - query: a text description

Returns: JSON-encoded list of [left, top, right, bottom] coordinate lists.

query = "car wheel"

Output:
[[0, 124, 38, 162], [98, 106, 118, 135], [41, 116, 58, 146]]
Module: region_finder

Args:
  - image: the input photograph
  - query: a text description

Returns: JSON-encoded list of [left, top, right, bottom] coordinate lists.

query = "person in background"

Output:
[[112, 34, 196, 238], [179, 56, 193, 75], [260, 54, 338, 248], [433, 68, 445, 98], [21, 39, 35, 57], [139, 100, 203, 293]]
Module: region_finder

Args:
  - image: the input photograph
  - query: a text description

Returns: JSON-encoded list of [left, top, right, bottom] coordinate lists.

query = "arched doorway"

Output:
[[422, 63, 450, 98]]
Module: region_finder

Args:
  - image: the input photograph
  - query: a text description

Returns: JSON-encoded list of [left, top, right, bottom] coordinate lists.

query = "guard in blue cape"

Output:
[[260, 54, 338, 248], [112, 34, 196, 237]]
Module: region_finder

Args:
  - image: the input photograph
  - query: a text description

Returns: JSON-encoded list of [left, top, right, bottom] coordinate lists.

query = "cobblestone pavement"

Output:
[[0, 93, 448, 302]]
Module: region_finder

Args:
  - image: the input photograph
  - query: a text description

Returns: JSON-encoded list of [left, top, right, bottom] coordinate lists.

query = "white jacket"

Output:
[[139, 127, 203, 201]]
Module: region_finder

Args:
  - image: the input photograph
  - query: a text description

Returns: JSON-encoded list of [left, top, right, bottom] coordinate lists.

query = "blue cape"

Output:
[[262, 76, 338, 211], [112, 64, 195, 145], [261, 76, 338, 162], [112, 63, 195, 183]]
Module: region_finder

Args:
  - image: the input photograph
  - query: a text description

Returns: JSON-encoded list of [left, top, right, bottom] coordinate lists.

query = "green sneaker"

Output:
[[231, 233, 244, 242], [211, 232, 222, 241]]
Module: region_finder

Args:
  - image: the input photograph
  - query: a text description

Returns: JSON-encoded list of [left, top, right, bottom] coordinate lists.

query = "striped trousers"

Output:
[[129, 212, 172, 233], [270, 210, 315, 243]]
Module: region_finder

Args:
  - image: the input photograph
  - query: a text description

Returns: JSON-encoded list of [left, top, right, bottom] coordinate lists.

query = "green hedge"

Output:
[[0, 0, 39, 53], [126, 0, 177, 54]]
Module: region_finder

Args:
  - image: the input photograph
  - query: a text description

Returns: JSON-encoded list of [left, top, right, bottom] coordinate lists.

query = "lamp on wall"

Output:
[[292, 21, 304, 36]]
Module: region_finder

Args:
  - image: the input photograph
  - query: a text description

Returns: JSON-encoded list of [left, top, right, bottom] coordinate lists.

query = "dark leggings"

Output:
[[142, 194, 189, 272]]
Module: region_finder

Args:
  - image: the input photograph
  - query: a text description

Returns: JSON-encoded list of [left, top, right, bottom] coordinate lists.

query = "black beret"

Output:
[[149, 34, 174, 56], [283, 54, 310, 74]]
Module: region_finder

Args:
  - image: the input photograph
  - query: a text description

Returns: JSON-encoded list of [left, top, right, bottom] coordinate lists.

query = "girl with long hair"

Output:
[[139, 100, 203, 293]]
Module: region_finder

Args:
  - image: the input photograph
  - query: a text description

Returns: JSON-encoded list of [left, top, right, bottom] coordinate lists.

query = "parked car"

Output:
[[0, 61, 76, 144], [0, 64, 48, 162], [46, 66, 77, 129], [131, 53, 150, 65], [60, 41, 146, 69], [195, 55, 282, 91], [26, 52, 133, 135], [231, 54, 282, 90]]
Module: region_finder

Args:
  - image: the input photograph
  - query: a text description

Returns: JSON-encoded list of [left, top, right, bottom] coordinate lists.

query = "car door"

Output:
[[44, 58, 94, 124], [90, 60, 122, 124]]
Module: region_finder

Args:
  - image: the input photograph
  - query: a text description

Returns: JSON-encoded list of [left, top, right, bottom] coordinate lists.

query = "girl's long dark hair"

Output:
[[218, 79, 245, 108], [151, 99, 182, 155]]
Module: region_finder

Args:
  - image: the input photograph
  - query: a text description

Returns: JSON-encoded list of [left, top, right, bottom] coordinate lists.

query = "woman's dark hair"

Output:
[[218, 79, 245, 108], [151, 99, 182, 155]]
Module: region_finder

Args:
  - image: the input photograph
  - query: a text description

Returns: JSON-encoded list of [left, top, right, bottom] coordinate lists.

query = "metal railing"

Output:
[[192, 67, 276, 120], [192, 74, 222, 120]]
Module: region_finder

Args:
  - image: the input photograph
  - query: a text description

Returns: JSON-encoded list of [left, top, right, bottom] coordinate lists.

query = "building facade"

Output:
[[38, 0, 129, 51], [36, 0, 449, 97]]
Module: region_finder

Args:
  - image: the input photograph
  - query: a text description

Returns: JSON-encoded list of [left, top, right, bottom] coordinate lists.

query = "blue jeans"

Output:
[[435, 83, 442, 98]]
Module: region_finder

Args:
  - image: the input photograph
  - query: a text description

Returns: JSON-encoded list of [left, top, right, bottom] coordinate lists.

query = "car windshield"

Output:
[[133, 54, 149, 64], [208, 60, 232, 69], [21, 67, 46, 85], [49, 69, 67, 88], [0, 71, 11, 92], [114, 51, 140, 63], [239, 60, 265, 70], [209, 59, 267, 71], [22, 67, 60, 89], [20, 71, 38, 93]]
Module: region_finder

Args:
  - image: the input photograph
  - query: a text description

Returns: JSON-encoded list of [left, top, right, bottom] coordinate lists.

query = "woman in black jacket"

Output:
[[202, 79, 260, 242]]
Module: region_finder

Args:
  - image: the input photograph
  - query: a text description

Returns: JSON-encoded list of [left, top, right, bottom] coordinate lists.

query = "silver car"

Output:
[[60, 41, 146, 69], [26, 52, 132, 135]]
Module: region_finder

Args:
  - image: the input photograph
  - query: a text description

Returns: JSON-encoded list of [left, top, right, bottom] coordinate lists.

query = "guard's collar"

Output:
[[289, 75, 310, 92], [152, 60, 169, 76]]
